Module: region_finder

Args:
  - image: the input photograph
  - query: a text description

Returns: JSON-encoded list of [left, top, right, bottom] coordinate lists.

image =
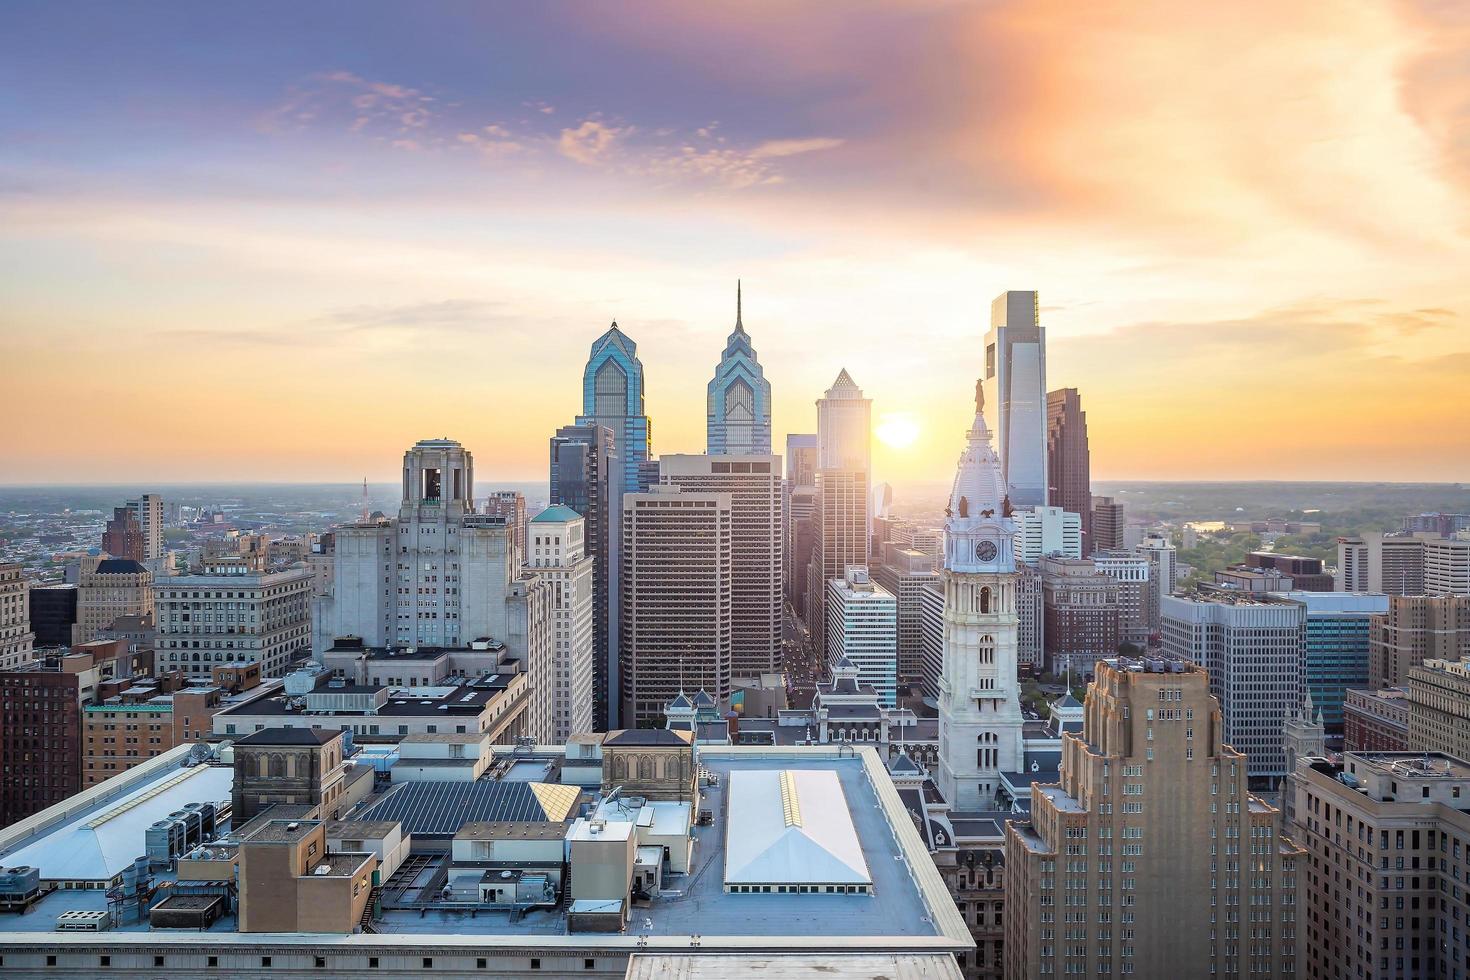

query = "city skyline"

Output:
[[4, 2, 1470, 485]]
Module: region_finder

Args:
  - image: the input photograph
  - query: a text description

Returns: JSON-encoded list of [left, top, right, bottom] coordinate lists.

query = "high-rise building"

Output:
[[1040, 556, 1120, 676], [1342, 686, 1410, 752], [1090, 495, 1125, 552], [1161, 591, 1305, 779], [1368, 593, 1470, 688], [527, 506, 595, 742], [0, 563, 34, 672], [706, 281, 772, 456], [1135, 533, 1178, 632], [1045, 388, 1091, 551], [1335, 532, 1426, 595], [936, 382, 1024, 810], [825, 567, 898, 707], [808, 369, 871, 654], [1426, 536, 1470, 595], [872, 547, 939, 686], [1092, 550, 1151, 647], [660, 454, 782, 678], [155, 556, 311, 678], [785, 432, 818, 488], [577, 323, 652, 494], [1268, 591, 1388, 734], [1010, 505, 1082, 564], [784, 433, 819, 616], [982, 290, 1047, 508], [101, 506, 145, 561], [1006, 656, 1305, 980], [620, 485, 732, 727], [72, 556, 154, 646], [27, 582, 76, 648], [1406, 657, 1470, 763], [1014, 562, 1044, 672], [1293, 751, 1470, 980], [127, 493, 165, 562], [483, 490, 528, 559], [1405, 512, 1470, 537], [549, 422, 622, 730], [918, 580, 945, 700]]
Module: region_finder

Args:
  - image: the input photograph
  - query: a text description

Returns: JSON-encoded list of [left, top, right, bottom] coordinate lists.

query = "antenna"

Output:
[[360, 478, 370, 523]]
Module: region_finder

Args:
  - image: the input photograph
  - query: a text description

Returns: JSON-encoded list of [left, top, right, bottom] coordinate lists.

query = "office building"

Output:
[[1293, 751, 1470, 980], [1091, 495, 1125, 552], [549, 422, 622, 730], [621, 485, 732, 727], [873, 547, 939, 685], [482, 490, 528, 559], [1006, 657, 1305, 979], [1368, 593, 1470, 688], [1247, 552, 1333, 591], [83, 684, 225, 787], [786, 432, 818, 488], [1135, 533, 1177, 632], [72, 556, 154, 646], [127, 492, 165, 562], [577, 322, 652, 494], [936, 382, 1024, 810], [1426, 535, 1470, 595], [1010, 505, 1082, 564], [1092, 550, 1150, 647], [528, 505, 595, 742], [1040, 556, 1120, 676], [0, 563, 34, 672], [982, 290, 1047, 508], [1269, 591, 1388, 734], [1014, 562, 1044, 671], [155, 556, 311, 679], [919, 580, 946, 700], [808, 369, 871, 654], [706, 281, 772, 455], [1405, 512, 1470, 537], [102, 506, 145, 562], [1161, 591, 1305, 779], [1336, 532, 1426, 595], [661, 454, 782, 678], [27, 581, 76, 648], [1342, 686, 1410, 752], [825, 567, 899, 707], [1045, 388, 1091, 551], [1406, 657, 1470, 763]]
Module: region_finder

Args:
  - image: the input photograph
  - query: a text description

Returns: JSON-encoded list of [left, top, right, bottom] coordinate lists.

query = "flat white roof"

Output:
[[566, 818, 634, 843], [724, 769, 871, 886]]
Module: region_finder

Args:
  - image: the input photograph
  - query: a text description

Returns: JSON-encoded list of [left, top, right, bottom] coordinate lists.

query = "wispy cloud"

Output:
[[557, 120, 627, 164]]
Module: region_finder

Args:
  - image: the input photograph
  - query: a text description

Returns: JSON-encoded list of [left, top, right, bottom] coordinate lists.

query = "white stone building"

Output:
[[825, 566, 898, 707], [528, 505, 595, 742]]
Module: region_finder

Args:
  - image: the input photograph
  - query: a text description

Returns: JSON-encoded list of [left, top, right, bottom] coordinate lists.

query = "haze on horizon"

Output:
[[2, 1, 1468, 486]]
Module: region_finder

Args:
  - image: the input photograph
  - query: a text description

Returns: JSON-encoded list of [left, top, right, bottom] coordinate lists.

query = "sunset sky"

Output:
[[2, 1, 1468, 486]]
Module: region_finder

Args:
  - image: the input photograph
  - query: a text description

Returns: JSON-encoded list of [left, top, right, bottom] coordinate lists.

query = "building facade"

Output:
[[577, 323, 652, 494], [27, 582, 75, 649], [1092, 550, 1151, 647], [982, 290, 1047, 508], [527, 506, 595, 742], [825, 567, 899, 707], [1011, 505, 1082, 564], [936, 383, 1024, 810], [0, 563, 35, 671], [808, 370, 871, 654], [72, 557, 154, 646], [1368, 593, 1470, 689], [155, 557, 312, 678], [1336, 532, 1427, 595], [1426, 536, 1470, 595], [1342, 687, 1410, 752], [1045, 388, 1091, 553], [620, 486, 732, 727], [127, 492, 165, 562], [873, 547, 940, 685], [1270, 591, 1388, 735], [1090, 496, 1125, 553], [1006, 657, 1305, 979], [102, 506, 145, 562], [660, 454, 782, 678], [1040, 556, 1120, 677], [483, 490, 528, 559], [706, 282, 772, 455], [1406, 657, 1470, 763]]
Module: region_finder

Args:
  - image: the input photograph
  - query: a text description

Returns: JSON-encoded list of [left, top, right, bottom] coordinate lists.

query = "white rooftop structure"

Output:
[[724, 769, 872, 892]]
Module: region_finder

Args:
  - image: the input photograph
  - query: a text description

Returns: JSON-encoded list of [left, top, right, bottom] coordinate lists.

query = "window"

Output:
[[208, 956, 219, 967], [155, 956, 166, 967], [47, 956, 57, 967], [477, 959, 488, 969], [531, 959, 542, 970], [99, 956, 110, 968], [315, 956, 327, 968], [370, 958, 380, 969], [423, 959, 434, 969], [262, 957, 273, 967], [585, 959, 596, 970]]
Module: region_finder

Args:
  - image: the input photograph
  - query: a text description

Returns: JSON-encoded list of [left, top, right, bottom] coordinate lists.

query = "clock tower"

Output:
[[937, 379, 1026, 810]]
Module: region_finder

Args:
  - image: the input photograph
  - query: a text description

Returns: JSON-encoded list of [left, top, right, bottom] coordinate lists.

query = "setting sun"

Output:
[[876, 413, 921, 450]]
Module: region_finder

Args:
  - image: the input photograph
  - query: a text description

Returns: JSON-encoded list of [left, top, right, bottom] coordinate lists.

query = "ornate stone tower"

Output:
[[937, 381, 1026, 810], [1279, 686, 1326, 825]]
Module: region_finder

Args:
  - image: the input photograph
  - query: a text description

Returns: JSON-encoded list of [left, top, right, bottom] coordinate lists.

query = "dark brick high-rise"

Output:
[[1046, 388, 1092, 552]]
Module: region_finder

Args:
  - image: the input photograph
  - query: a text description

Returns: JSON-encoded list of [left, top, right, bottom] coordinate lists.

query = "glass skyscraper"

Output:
[[982, 290, 1048, 508], [577, 323, 652, 493], [706, 281, 772, 455]]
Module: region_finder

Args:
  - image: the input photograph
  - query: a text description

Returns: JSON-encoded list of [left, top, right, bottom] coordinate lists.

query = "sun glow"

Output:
[[875, 414, 921, 449]]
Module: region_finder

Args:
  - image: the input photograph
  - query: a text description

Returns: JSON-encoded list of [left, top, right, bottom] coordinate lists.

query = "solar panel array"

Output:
[[360, 781, 560, 835]]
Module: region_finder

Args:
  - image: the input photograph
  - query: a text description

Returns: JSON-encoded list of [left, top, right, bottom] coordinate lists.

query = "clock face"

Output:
[[976, 540, 998, 562]]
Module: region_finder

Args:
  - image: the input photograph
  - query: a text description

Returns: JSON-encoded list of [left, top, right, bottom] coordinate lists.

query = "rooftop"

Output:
[[233, 728, 340, 746], [358, 780, 582, 836]]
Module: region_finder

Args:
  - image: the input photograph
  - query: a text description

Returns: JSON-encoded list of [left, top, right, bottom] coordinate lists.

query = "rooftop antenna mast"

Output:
[[360, 478, 370, 523]]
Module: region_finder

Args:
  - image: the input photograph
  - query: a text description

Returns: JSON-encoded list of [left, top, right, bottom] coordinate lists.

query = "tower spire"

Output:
[[735, 279, 744, 333]]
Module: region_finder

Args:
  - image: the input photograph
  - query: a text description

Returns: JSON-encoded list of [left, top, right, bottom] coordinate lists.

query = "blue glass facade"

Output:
[[576, 323, 652, 493], [1303, 612, 1373, 733], [707, 282, 772, 455]]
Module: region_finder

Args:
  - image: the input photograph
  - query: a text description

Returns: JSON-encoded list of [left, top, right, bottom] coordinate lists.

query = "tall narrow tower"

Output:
[[707, 280, 773, 455], [937, 380, 1025, 810], [577, 323, 653, 493]]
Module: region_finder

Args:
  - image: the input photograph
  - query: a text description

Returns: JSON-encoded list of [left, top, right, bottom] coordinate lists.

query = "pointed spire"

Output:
[[735, 279, 745, 334]]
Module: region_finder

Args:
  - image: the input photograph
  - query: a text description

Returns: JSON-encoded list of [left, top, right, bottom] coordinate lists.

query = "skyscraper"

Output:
[[0, 563, 35, 672], [549, 423, 622, 729], [620, 485, 732, 727], [1090, 494, 1125, 552], [577, 323, 652, 493], [155, 556, 312, 678], [101, 506, 145, 561], [785, 433, 818, 488], [784, 433, 818, 614], [706, 281, 772, 455], [483, 490, 528, 559], [937, 380, 1024, 810], [660, 454, 782, 678], [825, 567, 898, 707], [808, 369, 871, 653], [127, 493, 164, 562], [1006, 657, 1305, 979], [1368, 593, 1470, 688], [1045, 388, 1091, 551], [527, 505, 595, 741], [982, 291, 1047, 508], [1335, 532, 1426, 595]]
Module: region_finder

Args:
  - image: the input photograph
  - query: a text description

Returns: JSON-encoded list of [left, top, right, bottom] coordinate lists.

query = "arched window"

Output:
[[980, 587, 991, 615], [638, 755, 654, 780], [270, 753, 286, 778]]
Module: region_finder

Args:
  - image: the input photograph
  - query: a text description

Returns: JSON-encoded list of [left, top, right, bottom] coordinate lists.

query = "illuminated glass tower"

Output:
[[577, 323, 652, 493], [982, 290, 1048, 508], [706, 280, 772, 455]]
